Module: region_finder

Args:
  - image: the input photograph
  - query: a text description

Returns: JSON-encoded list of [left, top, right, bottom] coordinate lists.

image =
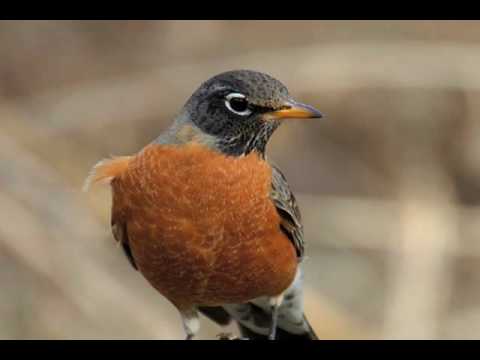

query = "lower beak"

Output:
[[266, 100, 323, 120]]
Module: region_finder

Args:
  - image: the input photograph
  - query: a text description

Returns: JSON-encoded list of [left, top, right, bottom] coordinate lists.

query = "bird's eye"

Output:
[[225, 93, 252, 116]]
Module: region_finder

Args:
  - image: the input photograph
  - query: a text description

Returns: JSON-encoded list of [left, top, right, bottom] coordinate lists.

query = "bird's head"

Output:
[[179, 69, 322, 157]]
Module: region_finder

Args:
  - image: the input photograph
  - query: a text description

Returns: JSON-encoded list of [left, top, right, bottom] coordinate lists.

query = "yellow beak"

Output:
[[267, 100, 323, 120]]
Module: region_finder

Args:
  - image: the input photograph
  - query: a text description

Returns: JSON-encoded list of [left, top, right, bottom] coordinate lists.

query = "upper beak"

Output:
[[266, 100, 323, 120]]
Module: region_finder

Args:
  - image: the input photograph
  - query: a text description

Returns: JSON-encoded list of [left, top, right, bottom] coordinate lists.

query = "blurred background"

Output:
[[1, 20, 480, 340]]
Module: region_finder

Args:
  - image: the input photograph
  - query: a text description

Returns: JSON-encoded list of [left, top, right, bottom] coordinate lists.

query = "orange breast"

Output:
[[111, 143, 297, 310]]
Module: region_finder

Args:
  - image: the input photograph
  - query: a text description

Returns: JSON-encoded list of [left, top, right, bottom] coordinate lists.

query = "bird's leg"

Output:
[[268, 294, 284, 340], [181, 308, 200, 340]]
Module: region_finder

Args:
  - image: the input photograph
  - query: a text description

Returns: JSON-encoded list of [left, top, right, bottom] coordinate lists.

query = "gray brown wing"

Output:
[[270, 164, 304, 260], [112, 220, 138, 270], [111, 185, 138, 270]]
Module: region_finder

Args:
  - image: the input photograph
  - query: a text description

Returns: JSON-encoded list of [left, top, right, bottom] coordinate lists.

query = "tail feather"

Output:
[[83, 156, 131, 192], [238, 314, 318, 340], [199, 305, 318, 340]]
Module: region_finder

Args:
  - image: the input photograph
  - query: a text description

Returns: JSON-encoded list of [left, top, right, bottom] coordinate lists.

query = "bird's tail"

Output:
[[199, 305, 318, 340], [238, 314, 318, 340]]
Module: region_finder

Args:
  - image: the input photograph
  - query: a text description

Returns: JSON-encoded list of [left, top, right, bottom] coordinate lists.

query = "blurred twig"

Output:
[[18, 41, 480, 141], [0, 133, 180, 339], [298, 194, 478, 258]]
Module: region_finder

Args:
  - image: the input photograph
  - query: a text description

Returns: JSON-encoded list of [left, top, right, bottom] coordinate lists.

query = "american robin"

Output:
[[85, 70, 322, 340]]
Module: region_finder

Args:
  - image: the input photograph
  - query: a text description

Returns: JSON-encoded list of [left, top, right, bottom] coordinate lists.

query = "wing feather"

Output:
[[269, 164, 304, 260]]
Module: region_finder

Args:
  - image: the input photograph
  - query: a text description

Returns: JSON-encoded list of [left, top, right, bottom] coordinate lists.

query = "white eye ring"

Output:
[[225, 93, 252, 116]]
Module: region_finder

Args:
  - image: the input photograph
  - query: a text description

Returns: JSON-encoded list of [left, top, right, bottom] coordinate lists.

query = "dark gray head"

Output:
[[181, 70, 322, 156]]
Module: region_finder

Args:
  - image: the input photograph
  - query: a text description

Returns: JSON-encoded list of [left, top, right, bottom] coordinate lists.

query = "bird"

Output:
[[84, 69, 322, 340]]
